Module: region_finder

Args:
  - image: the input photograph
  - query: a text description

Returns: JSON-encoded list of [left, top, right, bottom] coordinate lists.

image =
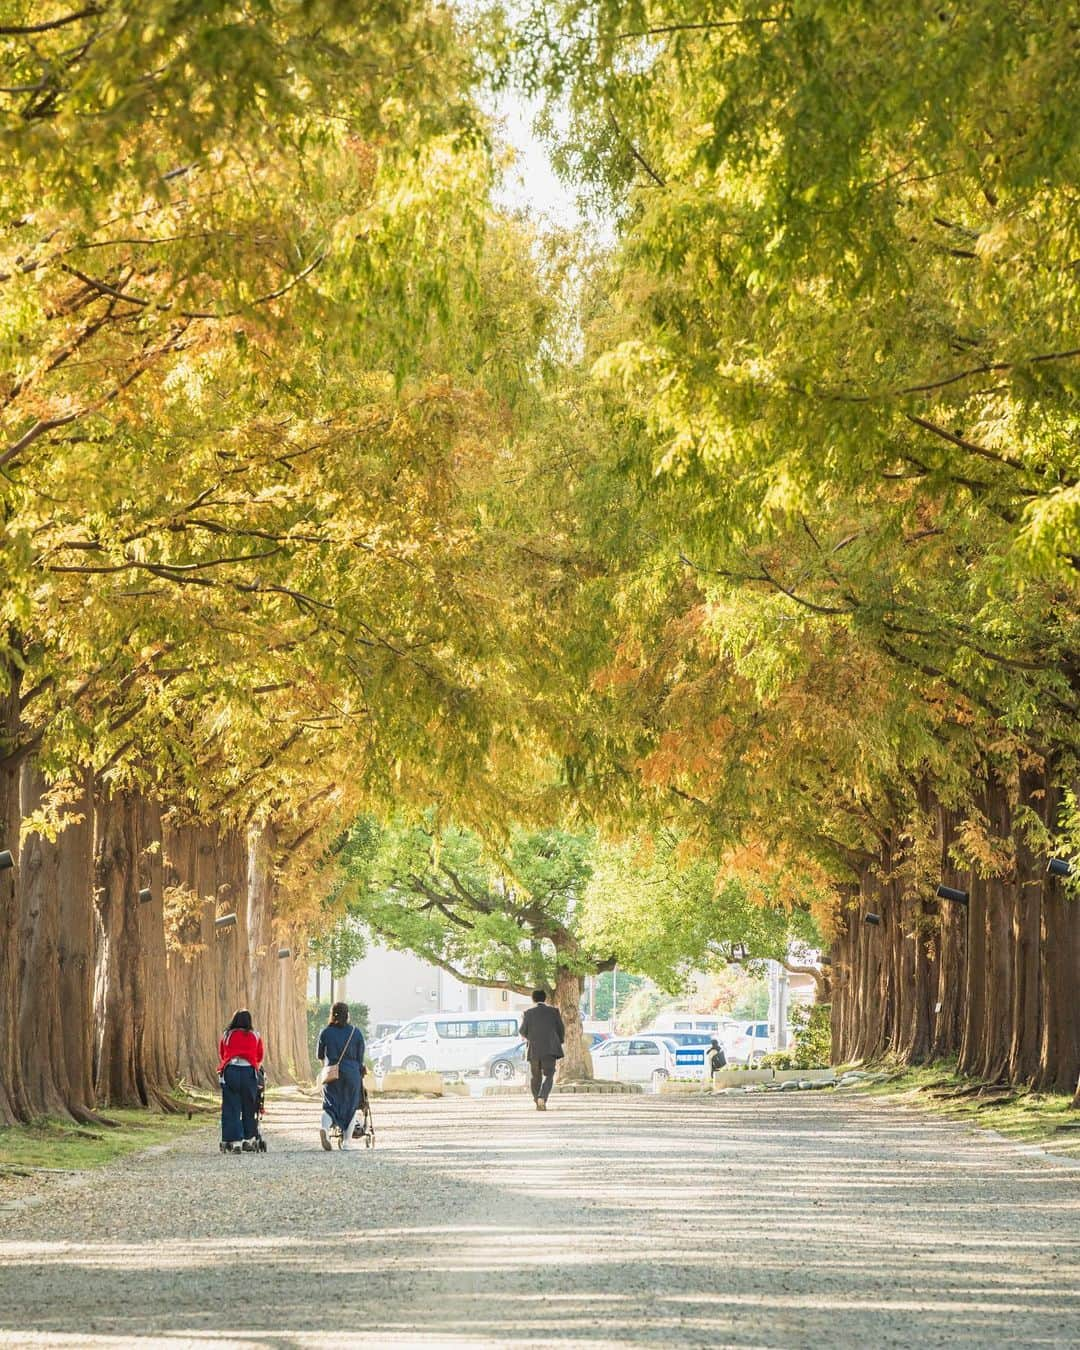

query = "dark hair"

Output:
[[330, 1001, 350, 1027], [227, 1009, 253, 1033], [532, 989, 547, 1003]]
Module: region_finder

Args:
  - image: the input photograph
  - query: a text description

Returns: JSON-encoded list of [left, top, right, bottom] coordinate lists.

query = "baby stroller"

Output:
[[252, 1067, 268, 1151], [327, 1080, 375, 1150]]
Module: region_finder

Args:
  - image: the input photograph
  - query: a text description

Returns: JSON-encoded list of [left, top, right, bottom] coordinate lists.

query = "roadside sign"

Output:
[[675, 1048, 705, 1067]]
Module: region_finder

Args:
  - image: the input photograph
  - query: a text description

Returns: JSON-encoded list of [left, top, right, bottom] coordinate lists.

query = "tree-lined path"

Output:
[[2, 1094, 1078, 1348]]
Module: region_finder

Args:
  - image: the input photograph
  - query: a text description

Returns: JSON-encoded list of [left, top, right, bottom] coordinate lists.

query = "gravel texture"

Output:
[[1, 1090, 1078, 1348]]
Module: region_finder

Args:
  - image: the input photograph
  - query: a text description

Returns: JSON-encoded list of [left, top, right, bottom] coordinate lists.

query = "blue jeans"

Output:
[[221, 1063, 258, 1142]]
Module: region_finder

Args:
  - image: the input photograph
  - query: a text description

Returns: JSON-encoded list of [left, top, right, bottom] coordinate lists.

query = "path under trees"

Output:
[[1, 1093, 1077, 1347]]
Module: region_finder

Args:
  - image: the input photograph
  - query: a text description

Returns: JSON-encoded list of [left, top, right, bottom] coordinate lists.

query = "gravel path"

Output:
[[1, 1090, 1078, 1348]]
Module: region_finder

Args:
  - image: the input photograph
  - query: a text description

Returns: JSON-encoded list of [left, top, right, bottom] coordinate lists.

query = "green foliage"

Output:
[[589, 969, 643, 1022], [581, 832, 821, 987], [308, 919, 368, 983], [334, 815, 603, 993], [612, 983, 669, 1035], [760, 1004, 832, 1071], [732, 981, 769, 1022]]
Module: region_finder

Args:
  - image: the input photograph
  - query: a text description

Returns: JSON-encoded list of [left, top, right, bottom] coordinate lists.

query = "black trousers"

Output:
[[530, 1055, 557, 1102], [221, 1063, 259, 1142]]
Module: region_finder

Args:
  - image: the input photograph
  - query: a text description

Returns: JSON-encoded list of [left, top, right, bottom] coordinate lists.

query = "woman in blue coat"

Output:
[[316, 1001, 366, 1150]]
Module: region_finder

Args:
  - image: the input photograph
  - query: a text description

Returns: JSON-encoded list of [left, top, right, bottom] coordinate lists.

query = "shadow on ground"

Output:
[[1, 1094, 1078, 1347]]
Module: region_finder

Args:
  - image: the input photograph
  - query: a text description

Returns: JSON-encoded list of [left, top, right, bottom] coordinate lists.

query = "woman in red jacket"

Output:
[[218, 1009, 265, 1153]]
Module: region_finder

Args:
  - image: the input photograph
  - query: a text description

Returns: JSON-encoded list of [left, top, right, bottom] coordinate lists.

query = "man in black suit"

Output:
[[519, 989, 565, 1110]]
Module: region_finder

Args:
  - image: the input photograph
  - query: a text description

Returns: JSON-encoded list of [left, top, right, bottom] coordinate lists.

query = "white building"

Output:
[[313, 942, 531, 1036]]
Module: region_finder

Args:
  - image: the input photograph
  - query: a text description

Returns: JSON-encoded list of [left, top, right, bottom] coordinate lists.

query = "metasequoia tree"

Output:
[[0, 0, 555, 1122], [331, 817, 614, 1079], [500, 0, 1080, 1098]]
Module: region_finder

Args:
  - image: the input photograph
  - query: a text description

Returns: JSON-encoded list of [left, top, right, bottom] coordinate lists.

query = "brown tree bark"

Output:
[[136, 798, 179, 1109], [554, 961, 593, 1082], [1036, 825, 1080, 1094], [929, 805, 966, 1062], [246, 821, 285, 1078], [275, 940, 311, 1080], [56, 767, 97, 1119], [956, 856, 985, 1078], [164, 820, 220, 1089], [213, 827, 250, 1030], [17, 759, 75, 1118], [0, 649, 28, 1124], [1009, 762, 1045, 1084], [93, 789, 147, 1106], [975, 776, 1015, 1083]]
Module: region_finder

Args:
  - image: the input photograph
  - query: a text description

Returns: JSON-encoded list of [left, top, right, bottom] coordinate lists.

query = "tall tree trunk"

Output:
[[93, 789, 147, 1107], [553, 959, 592, 1081], [976, 776, 1015, 1083], [275, 940, 310, 1080], [56, 767, 97, 1119], [164, 820, 220, 1090], [0, 648, 28, 1124], [17, 759, 74, 1118], [137, 798, 178, 1109], [214, 827, 250, 1030], [1036, 776, 1080, 1093], [957, 858, 985, 1078], [247, 821, 293, 1081], [929, 805, 966, 1061], [1009, 762, 1044, 1084]]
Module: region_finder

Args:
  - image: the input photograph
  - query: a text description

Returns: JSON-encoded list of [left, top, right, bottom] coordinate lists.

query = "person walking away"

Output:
[[519, 989, 564, 1111], [316, 1001, 366, 1150], [707, 1037, 726, 1086], [218, 1009, 265, 1153]]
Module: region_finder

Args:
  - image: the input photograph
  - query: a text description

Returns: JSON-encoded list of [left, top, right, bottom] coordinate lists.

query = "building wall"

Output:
[[314, 943, 530, 1033]]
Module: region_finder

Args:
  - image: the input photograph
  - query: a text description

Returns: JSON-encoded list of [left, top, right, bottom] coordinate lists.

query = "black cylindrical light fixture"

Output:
[[214, 912, 237, 930], [277, 947, 291, 959], [864, 913, 881, 926], [0, 849, 13, 871], [1048, 858, 1073, 879], [138, 887, 153, 904], [936, 884, 969, 905]]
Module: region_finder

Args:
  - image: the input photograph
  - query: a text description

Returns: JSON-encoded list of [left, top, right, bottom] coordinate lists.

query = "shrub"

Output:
[[760, 1003, 831, 1070]]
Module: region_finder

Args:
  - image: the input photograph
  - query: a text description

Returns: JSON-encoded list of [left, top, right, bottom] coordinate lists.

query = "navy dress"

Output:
[[316, 1022, 366, 1130]]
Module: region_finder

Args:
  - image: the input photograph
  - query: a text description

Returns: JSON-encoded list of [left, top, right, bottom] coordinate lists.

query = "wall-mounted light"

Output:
[[277, 947, 291, 959], [864, 913, 881, 926], [214, 912, 237, 930], [936, 885, 969, 906], [0, 849, 13, 871], [138, 887, 153, 904], [820, 955, 832, 966], [1048, 858, 1074, 879]]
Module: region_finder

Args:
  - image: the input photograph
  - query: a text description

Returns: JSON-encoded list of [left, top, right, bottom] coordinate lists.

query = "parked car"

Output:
[[649, 1031, 714, 1078], [482, 1031, 608, 1082], [378, 1012, 521, 1074], [590, 1035, 676, 1085], [724, 1021, 772, 1064]]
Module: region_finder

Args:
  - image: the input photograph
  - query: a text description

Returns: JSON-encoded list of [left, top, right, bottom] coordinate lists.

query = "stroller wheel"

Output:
[[257, 1137, 268, 1153], [365, 1133, 374, 1149], [219, 1141, 228, 1154]]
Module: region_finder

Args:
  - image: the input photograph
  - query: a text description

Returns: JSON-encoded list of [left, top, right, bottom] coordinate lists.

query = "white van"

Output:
[[379, 1012, 521, 1075], [649, 1013, 726, 1036]]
